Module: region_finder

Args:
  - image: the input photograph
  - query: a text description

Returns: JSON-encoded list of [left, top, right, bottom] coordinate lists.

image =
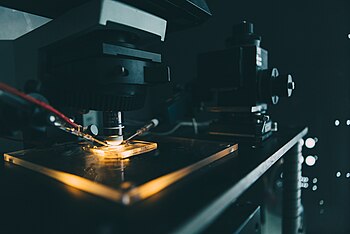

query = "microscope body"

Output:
[[196, 22, 294, 142], [198, 43, 269, 107], [7, 0, 211, 145]]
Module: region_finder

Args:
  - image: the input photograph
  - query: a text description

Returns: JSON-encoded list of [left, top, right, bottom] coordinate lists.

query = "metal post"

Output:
[[282, 140, 303, 234]]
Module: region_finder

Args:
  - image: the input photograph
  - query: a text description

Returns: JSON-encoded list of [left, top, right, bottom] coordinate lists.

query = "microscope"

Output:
[[2, 0, 240, 205], [22, 0, 207, 145], [0, 0, 211, 144], [0, 5, 303, 233], [195, 21, 295, 143]]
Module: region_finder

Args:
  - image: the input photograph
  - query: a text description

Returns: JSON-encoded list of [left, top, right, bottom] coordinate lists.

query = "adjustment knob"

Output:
[[272, 74, 295, 97], [83, 124, 99, 136], [258, 68, 279, 104], [258, 68, 295, 105], [232, 21, 254, 35], [226, 21, 261, 47]]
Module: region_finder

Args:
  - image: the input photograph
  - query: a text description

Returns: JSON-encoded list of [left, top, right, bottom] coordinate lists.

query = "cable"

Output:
[[0, 83, 79, 129], [152, 120, 212, 136], [192, 118, 198, 134], [124, 119, 159, 143], [0, 83, 109, 146]]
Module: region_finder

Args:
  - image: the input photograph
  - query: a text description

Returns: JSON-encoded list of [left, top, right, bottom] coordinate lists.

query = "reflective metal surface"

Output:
[[4, 137, 237, 205]]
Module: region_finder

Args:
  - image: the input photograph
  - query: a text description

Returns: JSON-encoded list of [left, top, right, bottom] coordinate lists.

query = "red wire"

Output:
[[0, 82, 80, 129]]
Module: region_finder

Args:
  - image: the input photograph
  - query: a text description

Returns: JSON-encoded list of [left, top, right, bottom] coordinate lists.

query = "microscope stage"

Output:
[[3, 137, 237, 205]]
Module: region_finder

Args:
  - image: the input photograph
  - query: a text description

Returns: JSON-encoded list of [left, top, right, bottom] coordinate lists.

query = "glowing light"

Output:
[[305, 138, 317, 148], [346, 173, 350, 178], [313, 178, 318, 183], [336, 171, 341, 177], [3, 154, 124, 204], [85, 140, 157, 160], [305, 156, 316, 166], [127, 144, 239, 203], [5, 141, 238, 206], [106, 137, 123, 146], [347, 120, 350, 126], [334, 120, 340, 126], [49, 115, 56, 122], [348, 34, 350, 39], [319, 200, 324, 205], [312, 185, 317, 191]]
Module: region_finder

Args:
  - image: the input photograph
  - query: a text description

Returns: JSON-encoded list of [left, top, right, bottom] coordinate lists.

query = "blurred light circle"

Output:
[[305, 155, 316, 166], [305, 138, 316, 148]]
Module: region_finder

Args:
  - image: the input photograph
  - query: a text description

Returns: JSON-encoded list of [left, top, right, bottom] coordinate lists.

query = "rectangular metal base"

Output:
[[4, 137, 237, 205]]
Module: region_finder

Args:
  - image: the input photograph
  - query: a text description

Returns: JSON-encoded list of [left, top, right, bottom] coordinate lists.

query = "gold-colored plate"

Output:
[[3, 138, 238, 205]]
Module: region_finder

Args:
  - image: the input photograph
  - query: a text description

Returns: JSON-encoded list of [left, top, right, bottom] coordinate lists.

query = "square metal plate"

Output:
[[3, 137, 238, 205]]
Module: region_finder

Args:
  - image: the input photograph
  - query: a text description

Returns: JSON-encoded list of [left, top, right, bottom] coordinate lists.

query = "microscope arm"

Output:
[[0, 83, 107, 146]]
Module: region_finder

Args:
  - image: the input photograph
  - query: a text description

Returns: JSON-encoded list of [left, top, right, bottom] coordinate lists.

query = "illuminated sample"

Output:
[[3, 138, 238, 205], [83, 140, 158, 160]]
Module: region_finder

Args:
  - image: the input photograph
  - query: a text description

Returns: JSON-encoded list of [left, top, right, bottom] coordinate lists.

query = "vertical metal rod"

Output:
[[282, 140, 303, 234], [117, 111, 123, 137]]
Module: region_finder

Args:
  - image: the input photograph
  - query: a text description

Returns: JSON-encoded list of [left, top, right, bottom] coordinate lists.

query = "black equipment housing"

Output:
[[195, 22, 294, 142]]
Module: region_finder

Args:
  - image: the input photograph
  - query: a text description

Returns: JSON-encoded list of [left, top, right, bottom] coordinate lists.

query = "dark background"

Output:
[[0, 0, 349, 233], [161, 1, 350, 233]]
